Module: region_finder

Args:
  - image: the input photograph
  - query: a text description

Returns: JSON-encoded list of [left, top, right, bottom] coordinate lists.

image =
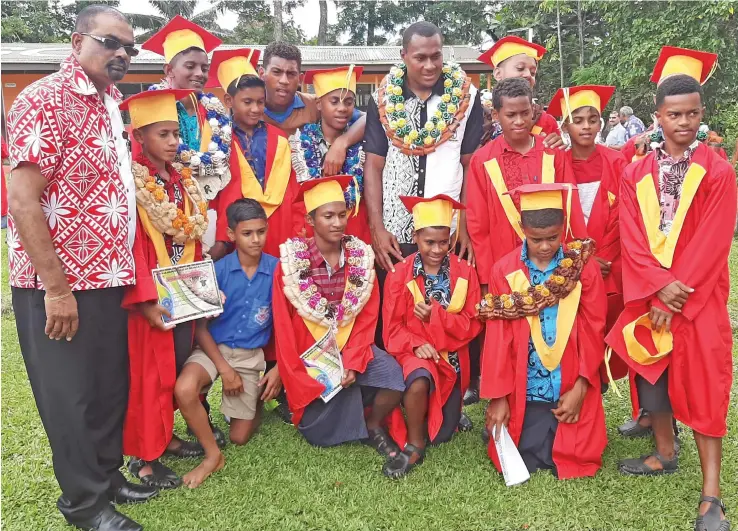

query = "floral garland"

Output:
[[476, 239, 596, 321], [147, 82, 232, 200], [290, 122, 365, 210], [132, 157, 209, 244], [279, 236, 375, 328], [378, 62, 472, 156]]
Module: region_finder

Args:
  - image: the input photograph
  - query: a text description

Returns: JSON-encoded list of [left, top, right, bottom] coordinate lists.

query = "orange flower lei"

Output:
[[132, 161, 209, 244], [476, 239, 596, 321]]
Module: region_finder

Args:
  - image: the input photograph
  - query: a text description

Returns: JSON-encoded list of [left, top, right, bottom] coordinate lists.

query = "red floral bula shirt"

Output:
[[6, 55, 135, 291]]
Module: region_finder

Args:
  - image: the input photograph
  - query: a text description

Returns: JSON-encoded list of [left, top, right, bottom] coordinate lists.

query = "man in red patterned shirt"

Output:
[[7, 6, 156, 531]]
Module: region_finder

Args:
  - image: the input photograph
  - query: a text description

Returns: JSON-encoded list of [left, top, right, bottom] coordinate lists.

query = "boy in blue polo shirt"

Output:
[[175, 198, 280, 488]]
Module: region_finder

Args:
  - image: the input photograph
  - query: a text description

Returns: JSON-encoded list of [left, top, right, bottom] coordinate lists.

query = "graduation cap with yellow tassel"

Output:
[[477, 36, 546, 68], [650, 45, 718, 85], [547, 85, 616, 123], [303, 65, 364, 100], [205, 47, 261, 90], [119, 89, 195, 129], [142, 15, 222, 64], [399, 194, 465, 231], [296, 175, 354, 214]]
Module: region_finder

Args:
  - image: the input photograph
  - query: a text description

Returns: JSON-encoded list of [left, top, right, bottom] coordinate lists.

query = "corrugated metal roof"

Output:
[[0, 43, 485, 68]]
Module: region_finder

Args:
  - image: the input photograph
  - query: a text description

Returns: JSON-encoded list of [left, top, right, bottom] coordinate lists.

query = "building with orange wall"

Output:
[[1, 44, 490, 127]]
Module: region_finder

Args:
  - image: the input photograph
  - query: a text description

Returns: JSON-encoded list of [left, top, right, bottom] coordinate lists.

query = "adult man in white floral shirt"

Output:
[[7, 6, 157, 531]]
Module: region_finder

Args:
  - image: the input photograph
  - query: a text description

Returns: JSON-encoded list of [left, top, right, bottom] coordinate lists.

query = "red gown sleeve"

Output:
[[425, 266, 483, 351], [272, 270, 324, 412], [466, 150, 493, 285], [537, 112, 561, 136], [382, 269, 428, 356], [618, 170, 676, 305], [479, 262, 516, 399], [575, 260, 607, 387], [122, 221, 158, 310], [341, 281, 380, 373], [671, 163, 737, 321]]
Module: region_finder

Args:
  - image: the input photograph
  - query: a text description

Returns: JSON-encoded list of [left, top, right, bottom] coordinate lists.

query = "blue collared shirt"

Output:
[[522, 242, 564, 403], [233, 121, 268, 188], [207, 251, 278, 350]]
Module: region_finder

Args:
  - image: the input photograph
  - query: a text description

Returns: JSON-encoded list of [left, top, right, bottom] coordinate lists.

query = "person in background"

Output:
[[7, 6, 156, 530], [605, 111, 627, 149], [619, 105, 646, 141]]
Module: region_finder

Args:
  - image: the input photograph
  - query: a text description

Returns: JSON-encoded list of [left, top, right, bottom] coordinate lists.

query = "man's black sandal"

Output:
[[187, 421, 227, 449], [695, 496, 731, 531], [128, 458, 182, 489], [383, 443, 426, 479], [618, 452, 678, 476], [163, 437, 205, 458], [463, 387, 480, 406], [362, 427, 400, 458], [617, 410, 653, 438], [457, 412, 474, 432]]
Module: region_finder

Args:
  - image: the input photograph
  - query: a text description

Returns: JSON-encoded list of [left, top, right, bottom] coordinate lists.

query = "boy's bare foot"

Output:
[[182, 453, 225, 489]]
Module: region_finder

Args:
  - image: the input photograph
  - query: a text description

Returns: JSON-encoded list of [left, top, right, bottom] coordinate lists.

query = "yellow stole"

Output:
[[303, 274, 357, 350], [635, 162, 706, 268], [505, 269, 581, 371], [406, 274, 469, 363], [531, 125, 543, 136], [484, 152, 555, 240], [137, 194, 196, 267], [236, 135, 292, 218], [622, 314, 673, 365], [199, 108, 213, 153]]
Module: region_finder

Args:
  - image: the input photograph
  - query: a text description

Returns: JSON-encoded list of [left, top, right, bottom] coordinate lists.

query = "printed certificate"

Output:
[[153, 260, 223, 326]]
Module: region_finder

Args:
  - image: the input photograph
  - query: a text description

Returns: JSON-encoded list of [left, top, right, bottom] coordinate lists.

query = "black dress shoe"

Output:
[[187, 420, 227, 449], [108, 479, 159, 504], [463, 386, 480, 406], [457, 412, 474, 432], [73, 505, 143, 531]]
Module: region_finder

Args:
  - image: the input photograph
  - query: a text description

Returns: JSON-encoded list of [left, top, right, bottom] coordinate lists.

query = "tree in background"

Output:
[[222, 0, 305, 45], [318, 0, 329, 45], [126, 0, 230, 40]]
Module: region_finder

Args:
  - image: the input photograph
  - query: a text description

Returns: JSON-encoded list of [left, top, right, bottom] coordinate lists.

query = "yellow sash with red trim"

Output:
[[235, 136, 292, 218], [505, 269, 581, 371], [405, 276, 469, 363]]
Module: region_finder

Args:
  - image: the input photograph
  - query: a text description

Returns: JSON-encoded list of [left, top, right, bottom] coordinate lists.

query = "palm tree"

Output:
[[126, 0, 230, 41]]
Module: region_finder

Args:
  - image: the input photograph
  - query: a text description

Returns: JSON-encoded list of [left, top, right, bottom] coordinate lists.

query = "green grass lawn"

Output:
[[1, 240, 736, 531]]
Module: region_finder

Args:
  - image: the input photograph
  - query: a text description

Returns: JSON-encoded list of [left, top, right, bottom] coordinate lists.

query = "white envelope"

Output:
[[492, 425, 531, 487]]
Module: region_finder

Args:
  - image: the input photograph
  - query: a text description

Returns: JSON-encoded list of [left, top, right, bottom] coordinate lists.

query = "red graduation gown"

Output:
[[382, 254, 482, 442], [605, 144, 736, 437], [272, 264, 405, 441], [467, 135, 588, 285], [122, 218, 203, 461], [480, 248, 607, 479], [212, 124, 304, 258]]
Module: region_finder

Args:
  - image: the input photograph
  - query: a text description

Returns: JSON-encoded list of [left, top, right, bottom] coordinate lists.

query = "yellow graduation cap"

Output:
[[296, 175, 353, 213], [399, 194, 465, 231], [119, 89, 194, 129], [650, 46, 718, 85], [206, 48, 261, 89], [507, 183, 577, 237], [142, 15, 222, 64], [547, 85, 616, 121], [304, 65, 364, 98], [478, 36, 546, 68]]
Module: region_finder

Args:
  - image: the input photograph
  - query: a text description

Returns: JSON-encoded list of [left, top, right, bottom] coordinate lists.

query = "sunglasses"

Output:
[[81, 33, 139, 57]]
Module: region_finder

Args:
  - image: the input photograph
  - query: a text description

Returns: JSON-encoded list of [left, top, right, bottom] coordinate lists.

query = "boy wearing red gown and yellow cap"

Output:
[[467, 78, 587, 292], [291, 65, 370, 243], [382, 195, 482, 478], [207, 48, 303, 261], [478, 36, 562, 146], [607, 73, 734, 531], [272, 176, 406, 470], [480, 183, 607, 480], [120, 89, 210, 489]]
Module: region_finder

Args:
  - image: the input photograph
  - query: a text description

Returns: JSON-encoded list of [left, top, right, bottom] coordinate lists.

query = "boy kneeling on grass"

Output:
[[480, 183, 608, 480], [382, 195, 482, 478], [175, 198, 281, 488]]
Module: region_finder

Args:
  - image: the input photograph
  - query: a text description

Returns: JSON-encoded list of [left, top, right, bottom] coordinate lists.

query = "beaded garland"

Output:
[[292, 122, 365, 209], [378, 62, 472, 156], [147, 83, 232, 200], [476, 239, 595, 321], [279, 236, 375, 328]]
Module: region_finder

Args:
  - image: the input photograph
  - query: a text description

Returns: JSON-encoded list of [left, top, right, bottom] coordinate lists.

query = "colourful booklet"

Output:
[[300, 328, 344, 403]]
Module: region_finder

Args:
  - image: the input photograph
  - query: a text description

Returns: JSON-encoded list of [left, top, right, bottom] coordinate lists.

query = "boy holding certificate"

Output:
[[119, 89, 210, 489], [479, 183, 607, 480], [175, 198, 279, 488], [272, 176, 406, 469], [381, 195, 482, 478]]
